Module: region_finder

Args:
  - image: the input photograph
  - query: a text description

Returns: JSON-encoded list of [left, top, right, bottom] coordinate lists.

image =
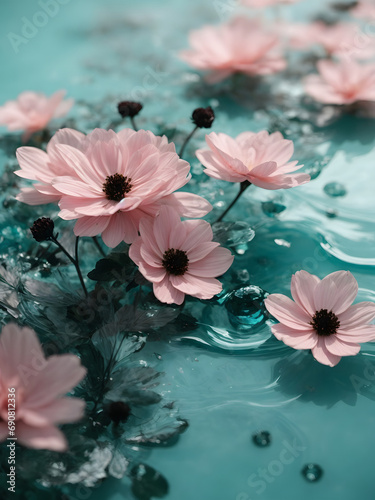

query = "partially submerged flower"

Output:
[[304, 59, 375, 105], [179, 17, 286, 83], [129, 206, 234, 305], [0, 323, 86, 451], [242, 0, 299, 6], [16, 128, 211, 247], [0, 90, 73, 142], [196, 130, 310, 189], [265, 270, 375, 366]]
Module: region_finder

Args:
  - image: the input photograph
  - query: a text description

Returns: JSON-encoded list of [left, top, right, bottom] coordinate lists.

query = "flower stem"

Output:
[[92, 236, 106, 258], [179, 125, 199, 157], [130, 116, 138, 131], [215, 180, 251, 223], [51, 235, 88, 297]]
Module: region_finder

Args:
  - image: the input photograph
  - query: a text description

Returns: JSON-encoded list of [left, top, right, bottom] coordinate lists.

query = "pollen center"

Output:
[[103, 173, 132, 202], [162, 248, 189, 276], [310, 309, 340, 337]]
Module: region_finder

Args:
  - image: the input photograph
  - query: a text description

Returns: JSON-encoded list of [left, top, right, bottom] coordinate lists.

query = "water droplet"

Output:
[[225, 285, 269, 329], [261, 201, 286, 217], [154, 353, 162, 360], [301, 463, 323, 482], [323, 182, 347, 197], [252, 431, 271, 447], [325, 209, 338, 218], [274, 239, 291, 248], [212, 221, 255, 247]]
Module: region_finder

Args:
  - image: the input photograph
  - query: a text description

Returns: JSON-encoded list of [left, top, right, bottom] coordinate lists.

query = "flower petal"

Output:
[[264, 294, 312, 329], [290, 270, 320, 316], [312, 337, 341, 367]]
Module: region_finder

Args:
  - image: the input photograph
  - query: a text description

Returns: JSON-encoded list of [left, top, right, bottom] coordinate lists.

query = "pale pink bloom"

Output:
[[179, 17, 286, 83], [16, 128, 211, 248], [196, 130, 310, 189], [304, 59, 375, 105], [0, 91, 73, 142], [265, 270, 375, 367], [129, 206, 234, 305], [290, 22, 373, 57], [351, 1, 375, 19], [242, 0, 299, 7], [0, 323, 86, 451], [15, 128, 86, 206]]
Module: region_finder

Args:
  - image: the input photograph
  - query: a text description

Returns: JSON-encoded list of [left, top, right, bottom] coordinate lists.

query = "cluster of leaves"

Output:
[[0, 245, 196, 499]]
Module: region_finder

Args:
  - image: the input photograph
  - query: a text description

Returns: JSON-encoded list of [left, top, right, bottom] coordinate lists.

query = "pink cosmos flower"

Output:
[[0, 323, 86, 451], [265, 270, 375, 367], [351, 1, 375, 19], [242, 0, 299, 7], [15, 128, 86, 205], [0, 90, 73, 142], [196, 130, 310, 189], [304, 59, 375, 105], [129, 206, 234, 305], [15, 128, 212, 248], [288, 22, 375, 59], [179, 17, 286, 83]]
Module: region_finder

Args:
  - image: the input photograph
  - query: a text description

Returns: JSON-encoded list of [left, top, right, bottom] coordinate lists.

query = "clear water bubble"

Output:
[[301, 463, 323, 482], [212, 221, 255, 248], [224, 285, 269, 330], [252, 431, 271, 447], [261, 201, 287, 217], [323, 182, 347, 197]]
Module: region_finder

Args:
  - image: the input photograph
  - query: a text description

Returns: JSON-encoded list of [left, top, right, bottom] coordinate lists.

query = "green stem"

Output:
[[215, 180, 251, 223], [92, 236, 106, 258], [179, 125, 198, 157], [51, 236, 88, 297], [130, 116, 138, 131]]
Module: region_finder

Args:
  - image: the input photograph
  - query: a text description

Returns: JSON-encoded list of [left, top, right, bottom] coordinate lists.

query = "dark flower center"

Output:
[[192, 106, 215, 128], [117, 101, 143, 118], [310, 309, 340, 336], [103, 173, 132, 202], [107, 401, 131, 425], [162, 248, 189, 276]]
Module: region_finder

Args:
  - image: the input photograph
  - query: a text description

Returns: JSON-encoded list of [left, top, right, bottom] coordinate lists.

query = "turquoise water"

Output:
[[1, 0, 375, 499]]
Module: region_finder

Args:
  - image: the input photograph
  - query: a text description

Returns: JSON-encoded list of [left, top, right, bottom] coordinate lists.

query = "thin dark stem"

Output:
[[130, 116, 138, 131], [215, 181, 251, 223], [50, 236, 88, 297], [179, 125, 198, 157], [92, 236, 106, 258], [75, 237, 88, 297]]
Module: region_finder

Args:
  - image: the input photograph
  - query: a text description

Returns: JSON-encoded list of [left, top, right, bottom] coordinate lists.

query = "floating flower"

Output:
[[196, 130, 309, 189], [15, 128, 85, 205], [16, 128, 211, 247], [265, 270, 375, 367], [304, 59, 375, 105], [129, 206, 234, 305], [0, 323, 86, 451], [242, 0, 299, 7], [0, 90, 73, 142], [288, 21, 375, 60], [179, 17, 286, 83]]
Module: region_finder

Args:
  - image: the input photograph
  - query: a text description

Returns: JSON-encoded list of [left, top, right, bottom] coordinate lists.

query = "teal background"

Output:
[[1, 1, 375, 499]]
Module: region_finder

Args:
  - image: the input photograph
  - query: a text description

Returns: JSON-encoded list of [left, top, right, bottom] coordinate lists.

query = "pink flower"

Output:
[[304, 59, 375, 105], [351, 1, 375, 19], [179, 17, 286, 83], [0, 91, 73, 142], [0, 323, 86, 451], [15, 128, 86, 205], [129, 206, 234, 305], [291, 22, 373, 57], [196, 130, 310, 189], [265, 271, 375, 367], [15, 128, 212, 248], [242, 0, 299, 7]]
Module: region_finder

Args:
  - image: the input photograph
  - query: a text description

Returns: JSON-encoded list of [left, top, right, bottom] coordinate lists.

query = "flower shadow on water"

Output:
[[273, 350, 375, 408]]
